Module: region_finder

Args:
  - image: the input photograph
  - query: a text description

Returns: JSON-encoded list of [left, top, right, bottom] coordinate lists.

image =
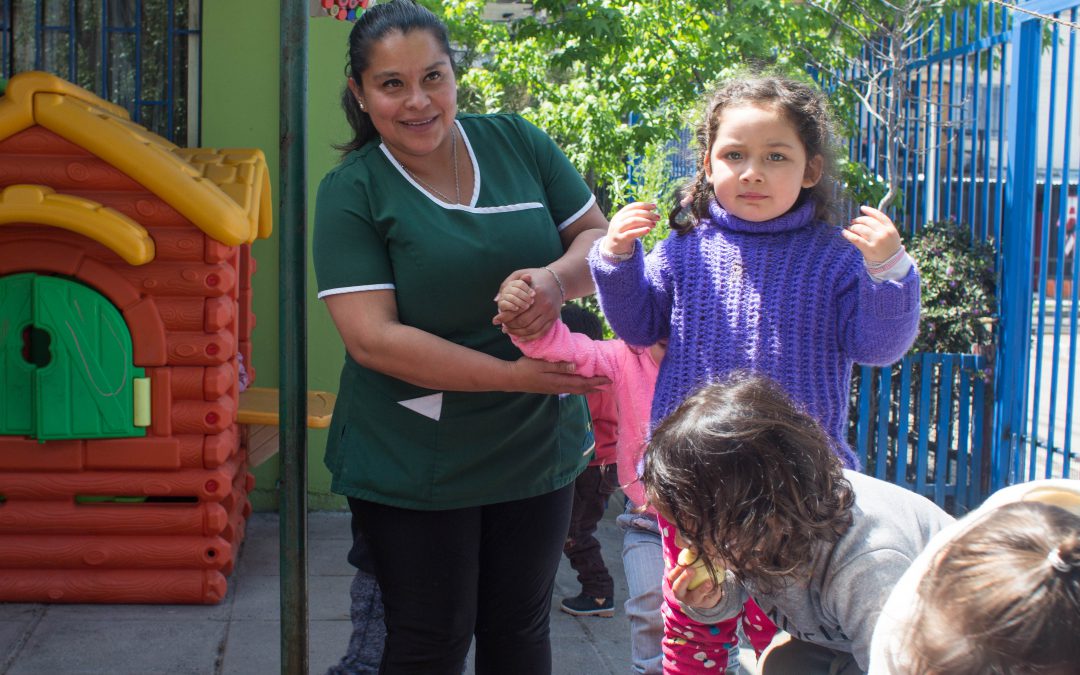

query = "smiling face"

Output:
[[349, 28, 457, 163], [705, 102, 823, 222]]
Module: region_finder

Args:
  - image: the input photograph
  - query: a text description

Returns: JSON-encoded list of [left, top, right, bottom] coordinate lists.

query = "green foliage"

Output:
[[439, 0, 830, 189], [907, 220, 997, 355], [604, 139, 683, 249], [837, 156, 889, 214]]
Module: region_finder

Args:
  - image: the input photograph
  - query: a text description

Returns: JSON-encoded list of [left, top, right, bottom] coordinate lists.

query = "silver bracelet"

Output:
[[543, 266, 566, 302]]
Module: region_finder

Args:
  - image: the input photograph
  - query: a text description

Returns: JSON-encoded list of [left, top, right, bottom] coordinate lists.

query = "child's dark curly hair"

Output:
[[671, 73, 837, 235], [641, 373, 854, 593]]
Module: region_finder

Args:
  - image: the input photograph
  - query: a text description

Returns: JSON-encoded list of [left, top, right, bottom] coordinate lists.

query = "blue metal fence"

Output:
[[841, 0, 1080, 501], [852, 354, 989, 512], [999, 0, 1080, 488], [0, 0, 201, 144]]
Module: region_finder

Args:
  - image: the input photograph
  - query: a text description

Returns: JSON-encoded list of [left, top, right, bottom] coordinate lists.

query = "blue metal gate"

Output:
[[999, 0, 1080, 488], [841, 0, 1080, 506]]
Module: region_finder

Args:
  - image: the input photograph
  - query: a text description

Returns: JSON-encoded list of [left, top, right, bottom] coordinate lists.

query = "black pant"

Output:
[[348, 483, 574, 675], [563, 464, 619, 598]]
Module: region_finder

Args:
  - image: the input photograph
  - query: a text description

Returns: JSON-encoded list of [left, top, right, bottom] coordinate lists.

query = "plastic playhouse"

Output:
[[0, 71, 303, 604]]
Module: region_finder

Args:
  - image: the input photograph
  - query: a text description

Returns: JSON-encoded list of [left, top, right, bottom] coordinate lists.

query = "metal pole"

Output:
[[279, 1, 308, 673], [996, 9, 1041, 491]]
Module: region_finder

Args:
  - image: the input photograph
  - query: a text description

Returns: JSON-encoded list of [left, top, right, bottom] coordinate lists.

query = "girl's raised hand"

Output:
[[843, 205, 902, 264], [601, 202, 660, 258]]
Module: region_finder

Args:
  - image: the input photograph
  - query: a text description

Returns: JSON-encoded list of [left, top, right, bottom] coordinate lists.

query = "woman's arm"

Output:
[[495, 203, 607, 340], [325, 289, 608, 394]]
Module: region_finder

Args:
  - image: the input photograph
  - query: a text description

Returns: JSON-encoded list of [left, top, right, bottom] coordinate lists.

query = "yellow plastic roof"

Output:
[[0, 185, 155, 265], [0, 71, 272, 251]]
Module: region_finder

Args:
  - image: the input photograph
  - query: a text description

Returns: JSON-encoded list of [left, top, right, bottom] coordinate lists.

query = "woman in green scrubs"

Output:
[[313, 2, 610, 673]]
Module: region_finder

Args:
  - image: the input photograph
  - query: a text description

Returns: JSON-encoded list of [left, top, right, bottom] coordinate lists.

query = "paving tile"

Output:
[[235, 526, 353, 578], [551, 635, 621, 673], [218, 619, 352, 675], [0, 620, 31, 666], [7, 617, 225, 675], [0, 604, 42, 622], [231, 573, 352, 622], [41, 581, 236, 622], [308, 511, 353, 541]]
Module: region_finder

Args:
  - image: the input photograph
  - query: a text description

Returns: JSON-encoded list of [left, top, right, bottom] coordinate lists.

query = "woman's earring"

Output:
[[356, 98, 366, 111]]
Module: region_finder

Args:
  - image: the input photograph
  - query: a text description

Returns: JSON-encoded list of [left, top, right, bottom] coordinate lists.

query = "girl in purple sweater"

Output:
[[588, 75, 921, 673]]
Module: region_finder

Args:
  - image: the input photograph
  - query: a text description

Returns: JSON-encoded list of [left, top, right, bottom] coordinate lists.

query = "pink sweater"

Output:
[[512, 320, 659, 508]]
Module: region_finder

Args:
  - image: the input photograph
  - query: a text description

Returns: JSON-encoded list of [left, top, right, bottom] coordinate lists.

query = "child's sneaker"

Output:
[[559, 592, 615, 617]]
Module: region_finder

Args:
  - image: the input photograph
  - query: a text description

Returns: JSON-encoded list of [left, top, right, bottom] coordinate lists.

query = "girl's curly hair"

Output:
[[901, 500, 1080, 675], [671, 73, 838, 235], [641, 373, 854, 593]]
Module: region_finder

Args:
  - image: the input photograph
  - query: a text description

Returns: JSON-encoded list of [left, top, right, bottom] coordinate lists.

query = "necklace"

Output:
[[398, 125, 460, 203]]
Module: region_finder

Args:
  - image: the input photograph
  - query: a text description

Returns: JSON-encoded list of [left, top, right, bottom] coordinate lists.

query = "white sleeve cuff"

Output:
[[867, 251, 914, 282]]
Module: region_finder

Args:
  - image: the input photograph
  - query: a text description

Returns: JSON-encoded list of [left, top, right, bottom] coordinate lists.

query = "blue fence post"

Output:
[[996, 6, 1043, 491]]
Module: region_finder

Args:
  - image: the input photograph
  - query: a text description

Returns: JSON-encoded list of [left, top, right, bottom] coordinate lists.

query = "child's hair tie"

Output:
[[1047, 547, 1074, 573]]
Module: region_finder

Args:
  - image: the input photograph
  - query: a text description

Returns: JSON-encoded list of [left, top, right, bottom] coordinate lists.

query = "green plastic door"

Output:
[[0, 274, 148, 441], [0, 273, 35, 435], [32, 275, 145, 439]]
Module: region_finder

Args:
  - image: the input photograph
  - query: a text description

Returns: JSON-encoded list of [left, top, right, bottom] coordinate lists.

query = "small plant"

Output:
[[583, 140, 686, 337], [906, 219, 997, 356]]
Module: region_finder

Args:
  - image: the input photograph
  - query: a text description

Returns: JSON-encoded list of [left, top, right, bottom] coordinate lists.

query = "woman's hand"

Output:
[[843, 205, 902, 264], [667, 558, 725, 610], [601, 201, 660, 257], [492, 267, 562, 341], [505, 356, 610, 394]]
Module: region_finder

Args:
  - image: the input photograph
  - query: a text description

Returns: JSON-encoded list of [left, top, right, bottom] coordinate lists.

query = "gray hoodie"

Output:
[[682, 470, 953, 671]]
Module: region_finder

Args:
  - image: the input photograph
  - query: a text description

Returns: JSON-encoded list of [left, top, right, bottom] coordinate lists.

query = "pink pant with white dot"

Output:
[[658, 515, 777, 673]]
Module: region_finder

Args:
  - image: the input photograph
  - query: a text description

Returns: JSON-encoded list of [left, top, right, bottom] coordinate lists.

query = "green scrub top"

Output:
[[313, 113, 595, 510]]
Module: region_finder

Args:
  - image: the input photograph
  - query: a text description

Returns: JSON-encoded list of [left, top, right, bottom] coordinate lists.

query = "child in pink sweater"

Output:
[[497, 281, 775, 674], [558, 304, 622, 618], [498, 281, 666, 671]]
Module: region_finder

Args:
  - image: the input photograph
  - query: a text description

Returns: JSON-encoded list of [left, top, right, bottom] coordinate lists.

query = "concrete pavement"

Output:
[[0, 501, 638, 674]]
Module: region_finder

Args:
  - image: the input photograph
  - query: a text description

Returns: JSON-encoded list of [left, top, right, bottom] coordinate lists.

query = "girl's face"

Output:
[[349, 29, 457, 162], [705, 103, 823, 222]]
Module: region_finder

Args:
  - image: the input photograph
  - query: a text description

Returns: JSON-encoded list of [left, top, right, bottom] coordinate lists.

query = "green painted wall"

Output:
[[202, 3, 353, 511]]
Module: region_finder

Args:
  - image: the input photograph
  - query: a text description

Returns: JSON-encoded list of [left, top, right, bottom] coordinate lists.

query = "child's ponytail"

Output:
[[1045, 530, 1080, 578], [668, 172, 715, 235], [904, 500, 1080, 674]]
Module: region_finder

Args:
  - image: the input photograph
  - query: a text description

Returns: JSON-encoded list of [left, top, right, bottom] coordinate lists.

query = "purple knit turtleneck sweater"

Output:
[[588, 200, 921, 469]]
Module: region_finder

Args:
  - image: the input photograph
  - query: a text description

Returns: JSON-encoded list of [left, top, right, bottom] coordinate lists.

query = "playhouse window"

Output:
[[0, 0, 201, 145]]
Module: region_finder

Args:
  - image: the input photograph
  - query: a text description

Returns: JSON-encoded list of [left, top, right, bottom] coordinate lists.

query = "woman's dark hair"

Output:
[[641, 373, 854, 592], [902, 500, 1080, 675], [670, 73, 837, 235], [337, 0, 454, 154]]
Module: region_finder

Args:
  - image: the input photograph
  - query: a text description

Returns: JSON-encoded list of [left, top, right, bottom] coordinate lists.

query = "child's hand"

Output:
[[843, 205, 902, 263], [667, 552, 724, 610], [495, 277, 535, 315], [602, 202, 660, 258]]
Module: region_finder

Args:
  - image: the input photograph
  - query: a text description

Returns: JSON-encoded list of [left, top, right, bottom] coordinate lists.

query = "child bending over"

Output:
[[870, 478, 1080, 674], [641, 374, 953, 675]]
